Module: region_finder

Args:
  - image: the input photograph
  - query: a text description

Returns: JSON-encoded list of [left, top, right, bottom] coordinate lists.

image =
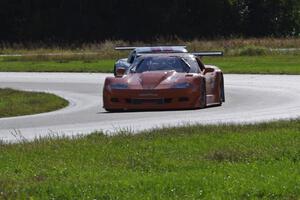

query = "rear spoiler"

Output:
[[193, 51, 223, 56], [115, 47, 138, 50], [115, 45, 187, 50]]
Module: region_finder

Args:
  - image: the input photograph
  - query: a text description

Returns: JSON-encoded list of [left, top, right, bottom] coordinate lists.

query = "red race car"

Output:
[[103, 51, 224, 111]]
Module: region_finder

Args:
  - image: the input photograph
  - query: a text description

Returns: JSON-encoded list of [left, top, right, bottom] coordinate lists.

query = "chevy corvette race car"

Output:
[[103, 51, 224, 111], [114, 46, 188, 75]]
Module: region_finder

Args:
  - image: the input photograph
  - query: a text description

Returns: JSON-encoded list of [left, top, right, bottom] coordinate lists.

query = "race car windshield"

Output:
[[131, 57, 190, 73]]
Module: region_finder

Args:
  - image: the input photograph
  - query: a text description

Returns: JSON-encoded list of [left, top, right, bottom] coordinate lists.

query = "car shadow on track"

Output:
[[97, 104, 221, 114]]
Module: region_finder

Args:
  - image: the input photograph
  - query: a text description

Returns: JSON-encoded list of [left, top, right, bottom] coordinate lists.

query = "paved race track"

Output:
[[1, 73, 300, 142]]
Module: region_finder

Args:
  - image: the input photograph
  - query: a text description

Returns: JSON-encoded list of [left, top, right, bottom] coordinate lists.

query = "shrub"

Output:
[[238, 46, 270, 56]]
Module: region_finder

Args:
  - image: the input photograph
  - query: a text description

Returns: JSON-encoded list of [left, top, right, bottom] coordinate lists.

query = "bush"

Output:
[[237, 46, 270, 56]]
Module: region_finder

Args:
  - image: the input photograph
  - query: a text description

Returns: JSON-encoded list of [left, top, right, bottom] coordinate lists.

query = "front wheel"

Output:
[[113, 65, 117, 76], [220, 75, 225, 103], [199, 78, 207, 109]]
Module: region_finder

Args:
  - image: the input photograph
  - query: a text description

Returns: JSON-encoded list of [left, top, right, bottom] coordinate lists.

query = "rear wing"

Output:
[[115, 47, 138, 50], [193, 51, 223, 56], [115, 46, 187, 51]]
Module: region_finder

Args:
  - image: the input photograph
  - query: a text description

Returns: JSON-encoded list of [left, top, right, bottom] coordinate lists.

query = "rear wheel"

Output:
[[199, 78, 207, 109]]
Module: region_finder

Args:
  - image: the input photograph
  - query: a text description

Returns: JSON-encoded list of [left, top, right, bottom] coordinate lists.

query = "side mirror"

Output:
[[115, 67, 126, 77], [204, 68, 214, 74]]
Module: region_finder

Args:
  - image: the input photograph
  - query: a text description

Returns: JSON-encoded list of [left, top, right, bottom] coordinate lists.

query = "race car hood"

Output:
[[124, 71, 189, 89]]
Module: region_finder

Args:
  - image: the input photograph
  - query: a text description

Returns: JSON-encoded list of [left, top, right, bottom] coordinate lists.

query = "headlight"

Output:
[[172, 82, 192, 89], [110, 83, 129, 89]]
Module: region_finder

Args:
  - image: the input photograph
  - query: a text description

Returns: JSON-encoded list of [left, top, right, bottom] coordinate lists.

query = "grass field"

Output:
[[1, 55, 300, 74], [1, 38, 300, 74], [1, 38, 299, 199], [0, 88, 68, 118], [0, 57, 114, 73], [0, 120, 299, 199], [203, 55, 300, 74]]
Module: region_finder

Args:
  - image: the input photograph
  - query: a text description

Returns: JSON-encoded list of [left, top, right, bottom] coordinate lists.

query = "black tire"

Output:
[[113, 65, 117, 76], [199, 78, 207, 109], [220, 75, 225, 103]]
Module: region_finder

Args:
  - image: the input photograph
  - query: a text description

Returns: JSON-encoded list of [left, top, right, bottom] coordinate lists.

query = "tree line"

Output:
[[0, 0, 299, 43]]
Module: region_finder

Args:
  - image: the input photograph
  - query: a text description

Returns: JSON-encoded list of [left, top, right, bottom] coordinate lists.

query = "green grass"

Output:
[[1, 120, 300, 199], [0, 88, 68, 118], [1, 55, 300, 74], [203, 55, 300, 74], [0, 57, 114, 73]]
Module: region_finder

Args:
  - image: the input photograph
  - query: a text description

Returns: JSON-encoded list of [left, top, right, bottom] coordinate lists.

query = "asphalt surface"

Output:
[[1, 72, 300, 142]]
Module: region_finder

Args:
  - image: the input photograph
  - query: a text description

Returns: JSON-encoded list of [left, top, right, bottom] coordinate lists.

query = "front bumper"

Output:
[[103, 88, 202, 111]]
